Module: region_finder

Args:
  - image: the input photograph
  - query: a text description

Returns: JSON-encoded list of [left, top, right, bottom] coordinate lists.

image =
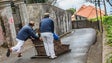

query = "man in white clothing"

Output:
[[39, 13, 57, 59]]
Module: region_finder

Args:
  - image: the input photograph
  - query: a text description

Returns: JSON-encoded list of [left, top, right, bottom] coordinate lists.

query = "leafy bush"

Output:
[[89, 17, 101, 22], [90, 16, 112, 46], [102, 16, 112, 46], [106, 55, 112, 63], [66, 8, 76, 14]]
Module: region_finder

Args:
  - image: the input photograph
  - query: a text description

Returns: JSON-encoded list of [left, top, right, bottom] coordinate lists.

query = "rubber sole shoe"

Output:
[[49, 56, 57, 59], [18, 53, 22, 57], [6, 48, 11, 57]]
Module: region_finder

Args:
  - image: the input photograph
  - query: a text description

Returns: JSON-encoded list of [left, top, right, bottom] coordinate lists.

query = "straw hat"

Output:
[[44, 13, 50, 18]]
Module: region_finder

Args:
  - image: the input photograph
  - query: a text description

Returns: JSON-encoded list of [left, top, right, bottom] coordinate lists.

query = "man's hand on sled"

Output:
[[39, 37, 43, 41]]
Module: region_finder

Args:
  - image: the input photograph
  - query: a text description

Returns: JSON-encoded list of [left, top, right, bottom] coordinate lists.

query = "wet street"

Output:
[[1, 28, 96, 63]]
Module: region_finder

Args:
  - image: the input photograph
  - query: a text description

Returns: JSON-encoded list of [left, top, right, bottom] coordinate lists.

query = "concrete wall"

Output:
[[0, 0, 17, 2], [72, 20, 99, 30], [0, 3, 72, 46], [87, 32, 102, 63], [25, 3, 72, 35], [0, 6, 16, 46], [0, 25, 4, 46]]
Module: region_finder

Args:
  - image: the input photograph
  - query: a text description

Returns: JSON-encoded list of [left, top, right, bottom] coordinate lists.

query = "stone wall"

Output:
[[0, 26, 4, 46], [72, 20, 99, 30], [87, 32, 102, 63], [25, 3, 72, 35], [0, 3, 72, 46], [0, 0, 9, 1], [0, 6, 16, 46]]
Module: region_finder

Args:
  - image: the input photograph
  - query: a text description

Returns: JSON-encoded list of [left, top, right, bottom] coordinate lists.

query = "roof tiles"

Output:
[[75, 5, 105, 19]]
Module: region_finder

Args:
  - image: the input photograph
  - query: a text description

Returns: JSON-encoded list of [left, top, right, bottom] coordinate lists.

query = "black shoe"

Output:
[[6, 48, 11, 57]]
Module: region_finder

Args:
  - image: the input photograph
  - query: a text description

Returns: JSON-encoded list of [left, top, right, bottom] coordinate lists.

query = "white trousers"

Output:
[[11, 38, 24, 53], [41, 32, 56, 57]]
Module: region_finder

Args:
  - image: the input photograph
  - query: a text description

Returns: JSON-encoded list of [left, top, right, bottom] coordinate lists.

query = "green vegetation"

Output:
[[91, 16, 112, 63], [89, 17, 101, 22], [106, 55, 112, 63], [66, 8, 76, 14], [102, 16, 112, 46], [90, 16, 112, 46]]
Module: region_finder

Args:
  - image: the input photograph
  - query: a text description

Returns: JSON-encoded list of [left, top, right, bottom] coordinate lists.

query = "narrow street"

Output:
[[1, 28, 96, 63]]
